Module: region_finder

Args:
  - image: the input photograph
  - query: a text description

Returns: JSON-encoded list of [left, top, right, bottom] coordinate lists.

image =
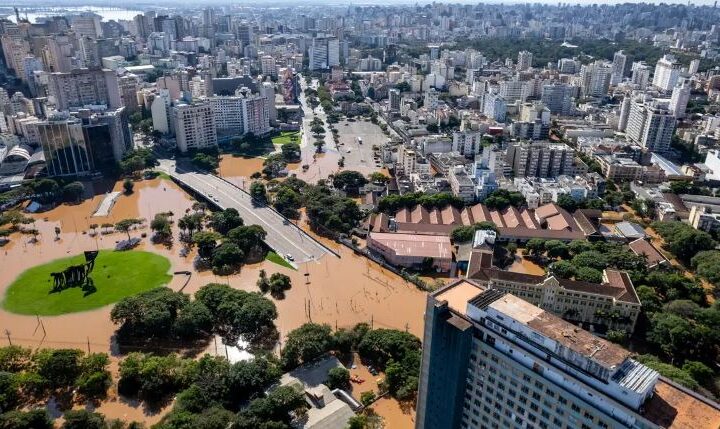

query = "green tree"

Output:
[[332, 171, 369, 196], [123, 179, 134, 194], [192, 231, 221, 259], [62, 410, 106, 429], [691, 250, 720, 287], [195, 283, 278, 345], [211, 242, 244, 272], [111, 288, 190, 341], [273, 187, 302, 219], [575, 267, 603, 283], [281, 323, 334, 369], [450, 222, 497, 243], [652, 221, 716, 262], [62, 181, 85, 203], [280, 143, 301, 161], [115, 218, 142, 241], [360, 391, 376, 406], [33, 348, 83, 390], [368, 172, 390, 184], [682, 361, 714, 385], [150, 214, 172, 241], [525, 238, 545, 256], [357, 329, 421, 367], [0, 371, 19, 411], [572, 250, 608, 271], [173, 300, 213, 339], [550, 260, 576, 279], [267, 273, 292, 299], [226, 225, 267, 256], [209, 208, 243, 235], [250, 181, 268, 205], [326, 367, 350, 390], [0, 409, 53, 429], [544, 240, 568, 259], [484, 189, 525, 210]]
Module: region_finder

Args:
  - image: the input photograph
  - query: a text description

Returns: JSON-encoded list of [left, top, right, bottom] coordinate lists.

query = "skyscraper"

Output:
[[45, 68, 122, 111], [517, 50, 533, 71], [309, 37, 340, 71], [669, 82, 691, 119], [611, 50, 627, 85], [37, 114, 92, 177], [415, 279, 720, 429], [631, 62, 651, 89], [652, 55, 681, 92], [541, 83, 575, 115], [626, 99, 676, 153], [580, 61, 612, 98]]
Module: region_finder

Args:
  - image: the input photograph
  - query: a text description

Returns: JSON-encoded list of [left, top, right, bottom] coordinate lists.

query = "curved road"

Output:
[[158, 159, 331, 264]]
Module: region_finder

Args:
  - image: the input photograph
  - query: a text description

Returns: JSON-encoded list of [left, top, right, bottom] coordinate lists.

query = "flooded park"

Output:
[[0, 177, 425, 425]]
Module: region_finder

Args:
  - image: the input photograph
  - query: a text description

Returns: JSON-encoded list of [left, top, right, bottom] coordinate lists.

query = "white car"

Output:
[[286, 253, 295, 261]]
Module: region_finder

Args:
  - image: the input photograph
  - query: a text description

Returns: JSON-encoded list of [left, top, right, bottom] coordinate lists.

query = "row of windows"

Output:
[[465, 341, 613, 429]]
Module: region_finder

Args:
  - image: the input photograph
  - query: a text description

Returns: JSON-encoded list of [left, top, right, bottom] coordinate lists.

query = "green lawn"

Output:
[[2, 250, 172, 315], [265, 251, 296, 270], [271, 131, 300, 145]]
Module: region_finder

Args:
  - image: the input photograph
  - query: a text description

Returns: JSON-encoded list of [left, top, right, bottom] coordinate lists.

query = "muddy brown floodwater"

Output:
[[0, 177, 426, 426], [507, 250, 546, 276]]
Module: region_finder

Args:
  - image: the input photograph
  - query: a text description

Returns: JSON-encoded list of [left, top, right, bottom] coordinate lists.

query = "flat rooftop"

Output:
[[644, 378, 720, 429], [477, 292, 631, 369], [435, 279, 486, 314], [369, 232, 452, 259]]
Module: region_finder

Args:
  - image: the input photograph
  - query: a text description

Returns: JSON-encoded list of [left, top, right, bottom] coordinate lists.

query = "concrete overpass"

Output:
[[158, 159, 334, 264]]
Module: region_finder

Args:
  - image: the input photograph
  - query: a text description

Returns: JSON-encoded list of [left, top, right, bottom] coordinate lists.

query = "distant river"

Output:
[[7, 6, 143, 23]]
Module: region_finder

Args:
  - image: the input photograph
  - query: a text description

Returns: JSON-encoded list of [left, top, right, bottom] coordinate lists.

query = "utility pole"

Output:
[[4, 330, 11, 346]]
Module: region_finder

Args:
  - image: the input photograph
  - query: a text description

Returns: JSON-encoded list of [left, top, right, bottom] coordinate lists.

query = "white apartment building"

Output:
[[652, 55, 681, 92], [626, 99, 676, 153], [173, 102, 217, 153]]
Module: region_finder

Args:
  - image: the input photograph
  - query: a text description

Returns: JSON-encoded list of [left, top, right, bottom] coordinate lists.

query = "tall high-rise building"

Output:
[[37, 114, 92, 176], [689, 58, 701, 75], [652, 55, 681, 92], [517, 50, 533, 71], [173, 102, 217, 152], [631, 62, 651, 89], [151, 89, 173, 135], [580, 61, 612, 98], [77, 107, 133, 170], [626, 99, 676, 153], [415, 280, 720, 429], [72, 13, 102, 38], [611, 50, 627, 85], [389, 88, 401, 111], [309, 37, 340, 71], [260, 55, 277, 77], [118, 75, 140, 113], [207, 88, 270, 137], [45, 68, 122, 111], [505, 142, 574, 178], [42, 34, 77, 73], [483, 93, 507, 123], [237, 24, 253, 47], [0, 35, 30, 77], [618, 95, 632, 132], [669, 82, 691, 119], [541, 83, 575, 115]]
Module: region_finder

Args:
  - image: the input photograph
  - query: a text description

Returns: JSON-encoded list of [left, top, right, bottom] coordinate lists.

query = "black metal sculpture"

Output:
[[49, 251, 100, 294]]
